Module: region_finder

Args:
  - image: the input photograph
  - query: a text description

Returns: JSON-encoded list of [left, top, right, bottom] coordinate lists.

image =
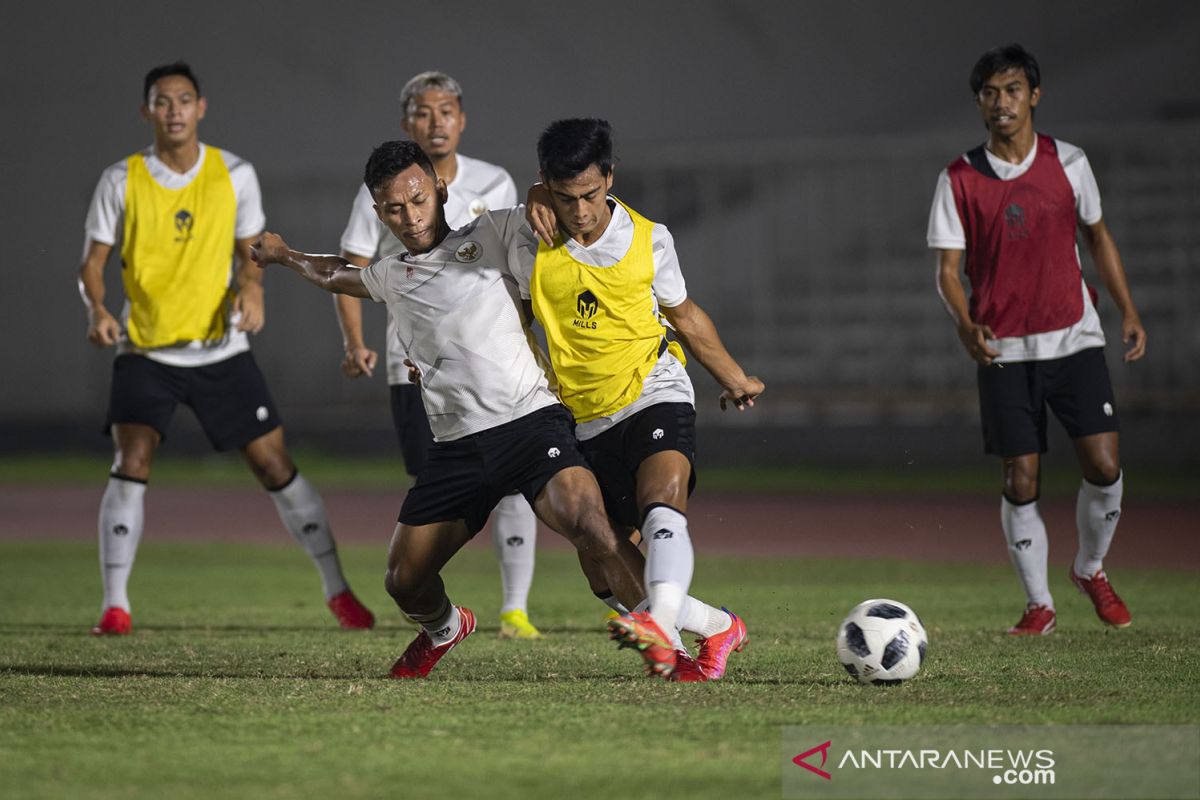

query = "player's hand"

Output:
[[234, 283, 265, 333], [341, 346, 377, 378], [956, 322, 1001, 365], [86, 307, 122, 348], [250, 232, 289, 267], [525, 184, 557, 246], [719, 376, 765, 411], [1121, 313, 1147, 362], [403, 358, 423, 385]]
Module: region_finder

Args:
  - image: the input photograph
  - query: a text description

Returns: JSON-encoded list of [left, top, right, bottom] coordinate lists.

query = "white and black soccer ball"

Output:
[[836, 598, 927, 685]]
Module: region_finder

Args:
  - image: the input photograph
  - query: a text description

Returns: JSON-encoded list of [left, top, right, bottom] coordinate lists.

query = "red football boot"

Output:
[[1070, 569, 1132, 628], [389, 606, 476, 679], [668, 650, 708, 683], [1008, 603, 1056, 635], [91, 607, 132, 636], [695, 609, 748, 679], [328, 590, 375, 630], [607, 611, 677, 678]]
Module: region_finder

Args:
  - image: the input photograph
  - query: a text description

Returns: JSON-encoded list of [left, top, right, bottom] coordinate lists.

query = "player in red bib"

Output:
[[928, 44, 1147, 635]]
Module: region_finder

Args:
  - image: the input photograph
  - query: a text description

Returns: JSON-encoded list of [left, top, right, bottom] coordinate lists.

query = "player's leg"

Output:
[[492, 493, 540, 639], [980, 361, 1056, 635], [385, 519, 478, 678], [1051, 348, 1129, 627], [192, 352, 372, 628], [93, 354, 179, 635]]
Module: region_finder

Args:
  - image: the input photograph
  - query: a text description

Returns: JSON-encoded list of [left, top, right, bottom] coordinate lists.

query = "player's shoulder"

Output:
[[1049, 137, 1088, 169], [207, 144, 257, 176], [457, 153, 515, 188]]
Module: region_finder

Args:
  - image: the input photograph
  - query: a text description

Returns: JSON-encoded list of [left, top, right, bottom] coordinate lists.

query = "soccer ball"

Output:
[[836, 598, 927, 685]]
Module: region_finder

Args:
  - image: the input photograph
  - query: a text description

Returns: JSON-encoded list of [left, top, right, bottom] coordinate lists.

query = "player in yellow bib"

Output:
[[517, 119, 765, 680], [77, 62, 374, 635]]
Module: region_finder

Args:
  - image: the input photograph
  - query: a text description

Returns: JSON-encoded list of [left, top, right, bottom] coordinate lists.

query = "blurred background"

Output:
[[3, 0, 1197, 473]]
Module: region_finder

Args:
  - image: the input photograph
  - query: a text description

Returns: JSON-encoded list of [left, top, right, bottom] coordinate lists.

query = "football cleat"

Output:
[[695, 609, 748, 679], [91, 606, 132, 636], [607, 611, 677, 678], [389, 606, 476, 679], [668, 650, 708, 683], [498, 609, 542, 640], [327, 590, 375, 629], [1070, 569, 1132, 628], [1008, 603, 1056, 635]]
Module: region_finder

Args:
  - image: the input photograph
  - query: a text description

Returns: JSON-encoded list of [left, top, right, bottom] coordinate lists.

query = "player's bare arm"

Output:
[[1080, 219, 1147, 363], [660, 298, 765, 411], [78, 240, 122, 347], [233, 236, 266, 334], [333, 251, 378, 378], [250, 232, 371, 298], [936, 248, 1001, 366]]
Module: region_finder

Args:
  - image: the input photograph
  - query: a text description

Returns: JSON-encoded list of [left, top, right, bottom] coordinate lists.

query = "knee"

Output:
[[112, 450, 153, 481], [248, 451, 295, 490], [384, 563, 420, 604], [1082, 457, 1121, 487], [1003, 469, 1040, 504]]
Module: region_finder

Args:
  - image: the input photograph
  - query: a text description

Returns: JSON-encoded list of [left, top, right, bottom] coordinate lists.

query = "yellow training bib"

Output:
[[121, 146, 238, 348], [531, 198, 685, 422]]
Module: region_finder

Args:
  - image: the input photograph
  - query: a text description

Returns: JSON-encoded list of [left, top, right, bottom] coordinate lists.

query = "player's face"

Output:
[[142, 75, 206, 146], [402, 91, 466, 161], [543, 165, 614, 244], [371, 164, 448, 254], [976, 67, 1039, 138]]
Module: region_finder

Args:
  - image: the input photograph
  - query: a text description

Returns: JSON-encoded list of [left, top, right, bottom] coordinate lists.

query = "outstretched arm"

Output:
[[1080, 219, 1146, 362], [78, 240, 122, 347], [333, 251, 379, 378], [936, 248, 1000, 365], [660, 298, 764, 411], [250, 232, 371, 298]]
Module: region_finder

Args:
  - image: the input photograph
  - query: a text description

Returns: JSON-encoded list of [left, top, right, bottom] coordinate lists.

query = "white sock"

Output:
[[1075, 472, 1123, 578], [677, 596, 732, 639], [643, 504, 694, 633], [412, 601, 461, 647], [1001, 496, 1053, 608], [491, 493, 537, 613], [595, 591, 629, 615], [98, 475, 146, 612], [634, 598, 686, 650], [268, 472, 348, 599]]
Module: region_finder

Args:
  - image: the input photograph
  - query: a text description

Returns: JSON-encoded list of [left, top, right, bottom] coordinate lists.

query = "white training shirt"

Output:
[[510, 199, 695, 440], [926, 138, 1106, 363], [358, 207, 558, 442], [83, 143, 267, 367], [340, 153, 519, 384]]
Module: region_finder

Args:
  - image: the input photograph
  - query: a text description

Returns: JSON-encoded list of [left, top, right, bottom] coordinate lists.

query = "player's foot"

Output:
[[669, 650, 708, 683], [1008, 603, 1056, 635], [607, 611, 677, 678], [498, 609, 542, 640], [91, 606, 131, 636], [328, 590, 375, 629], [1070, 569, 1132, 628], [389, 606, 476, 679], [696, 608, 748, 679]]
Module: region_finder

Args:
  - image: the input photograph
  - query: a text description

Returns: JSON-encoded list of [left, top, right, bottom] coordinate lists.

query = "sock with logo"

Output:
[[1074, 472, 1123, 578], [98, 474, 147, 612], [594, 590, 629, 616], [491, 493, 537, 614], [408, 596, 462, 647], [642, 503, 694, 635], [676, 596, 733, 639], [268, 472, 348, 599], [1000, 495, 1053, 608]]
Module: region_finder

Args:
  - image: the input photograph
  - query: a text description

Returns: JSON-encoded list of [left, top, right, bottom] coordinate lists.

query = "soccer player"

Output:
[[251, 140, 646, 678], [928, 44, 1147, 635], [77, 62, 375, 635], [333, 71, 542, 640], [519, 119, 764, 680]]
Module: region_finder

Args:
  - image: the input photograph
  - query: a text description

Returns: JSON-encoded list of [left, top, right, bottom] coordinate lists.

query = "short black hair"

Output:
[[363, 140, 437, 194], [969, 43, 1040, 95], [143, 62, 201, 104], [537, 118, 615, 181]]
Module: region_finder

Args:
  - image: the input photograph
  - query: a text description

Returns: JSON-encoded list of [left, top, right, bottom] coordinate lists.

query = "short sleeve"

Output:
[[358, 257, 392, 304], [926, 169, 965, 250], [504, 208, 538, 299], [1066, 151, 1102, 226], [83, 162, 127, 247], [339, 183, 384, 258], [229, 158, 266, 239], [650, 224, 687, 308]]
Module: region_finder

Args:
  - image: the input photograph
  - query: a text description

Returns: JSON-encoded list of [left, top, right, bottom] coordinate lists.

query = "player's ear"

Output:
[[1029, 85, 1041, 109], [458, 108, 467, 133], [140, 104, 151, 122], [400, 117, 412, 137], [436, 178, 448, 203], [196, 96, 207, 121]]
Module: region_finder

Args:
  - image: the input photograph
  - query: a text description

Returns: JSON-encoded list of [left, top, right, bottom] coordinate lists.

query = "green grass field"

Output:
[[1, 539, 1196, 800]]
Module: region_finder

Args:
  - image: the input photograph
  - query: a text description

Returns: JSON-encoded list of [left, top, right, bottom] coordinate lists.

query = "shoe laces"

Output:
[[1086, 573, 1121, 609]]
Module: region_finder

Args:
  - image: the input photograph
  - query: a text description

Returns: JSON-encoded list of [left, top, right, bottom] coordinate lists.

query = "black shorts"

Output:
[[398, 404, 588, 534], [390, 383, 434, 476], [104, 352, 282, 451], [977, 347, 1120, 457], [578, 402, 697, 529]]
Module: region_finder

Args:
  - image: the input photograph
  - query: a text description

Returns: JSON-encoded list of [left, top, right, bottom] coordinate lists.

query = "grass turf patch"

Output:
[[0, 542, 1196, 800]]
